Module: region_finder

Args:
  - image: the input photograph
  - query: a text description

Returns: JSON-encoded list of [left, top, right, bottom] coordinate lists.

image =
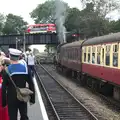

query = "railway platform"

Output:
[[18, 77, 49, 120]]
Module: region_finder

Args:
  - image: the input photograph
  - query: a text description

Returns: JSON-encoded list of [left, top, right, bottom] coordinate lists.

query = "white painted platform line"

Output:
[[33, 77, 49, 120]]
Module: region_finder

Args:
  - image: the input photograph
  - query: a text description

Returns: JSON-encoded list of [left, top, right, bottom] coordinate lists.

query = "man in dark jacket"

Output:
[[1, 48, 35, 120]]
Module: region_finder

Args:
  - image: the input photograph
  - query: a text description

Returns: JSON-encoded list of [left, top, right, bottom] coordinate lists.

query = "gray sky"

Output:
[[0, 0, 82, 24]]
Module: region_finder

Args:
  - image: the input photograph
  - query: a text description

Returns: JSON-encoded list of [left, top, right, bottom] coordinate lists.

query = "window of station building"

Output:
[[92, 47, 96, 64], [113, 44, 118, 67], [88, 47, 91, 63], [97, 46, 101, 64], [105, 45, 110, 66]]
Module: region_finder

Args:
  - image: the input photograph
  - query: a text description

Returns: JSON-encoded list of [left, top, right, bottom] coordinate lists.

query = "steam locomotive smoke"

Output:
[[55, 0, 67, 43]]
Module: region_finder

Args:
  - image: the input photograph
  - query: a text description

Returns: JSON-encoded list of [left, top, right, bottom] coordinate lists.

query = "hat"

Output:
[[1, 52, 5, 56], [9, 48, 22, 56], [26, 51, 30, 55]]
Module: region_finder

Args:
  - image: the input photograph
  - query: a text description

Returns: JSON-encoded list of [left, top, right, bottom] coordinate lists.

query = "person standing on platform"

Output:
[[27, 52, 35, 77], [1, 48, 35, 120], [0, 52, 10, 120]]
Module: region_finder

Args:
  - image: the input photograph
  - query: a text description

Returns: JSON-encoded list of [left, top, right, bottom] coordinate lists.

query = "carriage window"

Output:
[[67, 49, 69, 58], [64, 49, 66, 58], [76, 49, 78, 60], [73, 49, 75, 60], [113, 44, 118, 67], [70, 49, 72, 59], [105, 45, 110, 66], [66, 49, 67, 58], [67, 49, 68, 58], [69, 49, 72, 60], [92, 47, 95, 64], [73, 49, 74, 60], [68, 50, 70, 59], [71, 49, 74, 60], [74, 48, 76, 60], [88, 47, 91, 63], [71, 49, 72, 59], [83, 47, 86, 62], [97, 46, 101, 64]]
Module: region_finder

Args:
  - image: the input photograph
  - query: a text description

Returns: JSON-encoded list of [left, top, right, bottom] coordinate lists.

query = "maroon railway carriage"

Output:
[[58, 32, 120, 101], [60, 41, 82, 72]]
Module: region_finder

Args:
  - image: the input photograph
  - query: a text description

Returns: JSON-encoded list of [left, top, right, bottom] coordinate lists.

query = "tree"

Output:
[[65, 3, 111, 39], [2, 14, 28, 35], [0, 13, 5, 35], [110, 20, 120, 33], [80, 0, 120, 17], [79, 3, 111, 38], [65, 8, 81, 32], [30, 0, 69, 23]]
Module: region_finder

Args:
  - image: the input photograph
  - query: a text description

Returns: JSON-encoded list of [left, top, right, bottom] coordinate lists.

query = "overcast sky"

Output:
[[0, 0, 82, 24], [0, 0, 119, 52]]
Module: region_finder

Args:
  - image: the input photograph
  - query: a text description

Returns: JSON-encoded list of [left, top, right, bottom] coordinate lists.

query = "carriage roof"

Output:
[[62, 32, 120, 48], [83, 32, 120, 46]]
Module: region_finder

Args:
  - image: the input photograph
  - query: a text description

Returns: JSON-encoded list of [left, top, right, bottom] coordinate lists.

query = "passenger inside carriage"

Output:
[[113, 54, 118, 67], [92, 53, 95, 64], [106, 55, 110, 65], [97, 53, 100, 64]]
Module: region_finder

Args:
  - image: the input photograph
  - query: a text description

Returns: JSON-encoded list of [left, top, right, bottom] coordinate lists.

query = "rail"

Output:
[[35, 64, 98, 120]]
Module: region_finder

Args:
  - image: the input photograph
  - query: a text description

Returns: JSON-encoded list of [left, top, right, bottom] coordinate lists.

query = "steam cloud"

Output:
[[55, 0, 67, 43]]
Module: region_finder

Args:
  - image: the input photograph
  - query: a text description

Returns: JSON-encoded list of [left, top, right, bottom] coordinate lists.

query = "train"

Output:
[[26, 23, 56, 34], [56, 32, 120, 101]]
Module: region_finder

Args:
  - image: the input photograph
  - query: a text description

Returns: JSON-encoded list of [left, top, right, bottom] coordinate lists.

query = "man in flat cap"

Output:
[[1, 48, 35, 120]]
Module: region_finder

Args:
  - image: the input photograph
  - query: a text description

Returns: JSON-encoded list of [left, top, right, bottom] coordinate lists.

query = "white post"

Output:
[[16, 40, 18, 49], [23, 32, 26, 52]]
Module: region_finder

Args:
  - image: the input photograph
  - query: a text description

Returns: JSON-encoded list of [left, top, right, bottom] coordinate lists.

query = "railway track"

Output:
[[35, 64, 98, 120], [43, 64, 120, 113], [35, 72, 58, 120]]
